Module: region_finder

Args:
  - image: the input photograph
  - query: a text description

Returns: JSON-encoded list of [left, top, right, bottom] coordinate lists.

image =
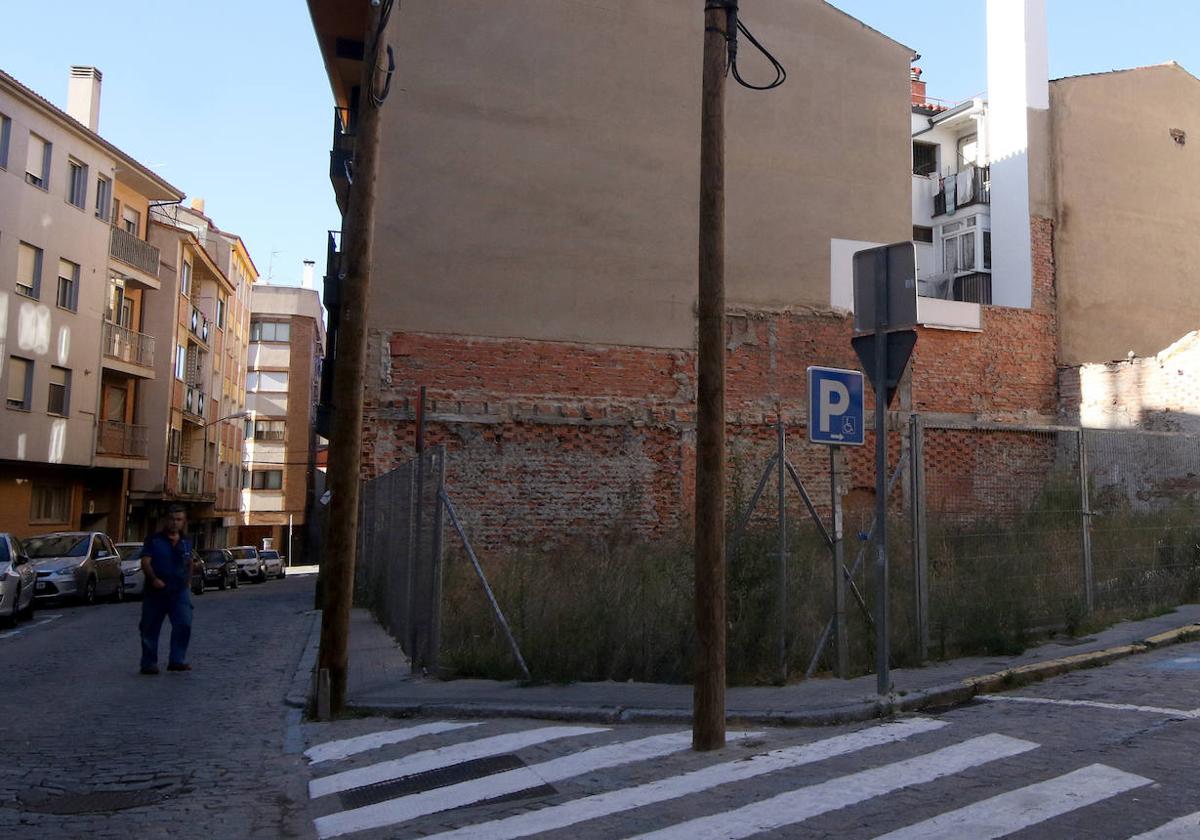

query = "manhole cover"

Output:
[[18, 789, 164, 815]]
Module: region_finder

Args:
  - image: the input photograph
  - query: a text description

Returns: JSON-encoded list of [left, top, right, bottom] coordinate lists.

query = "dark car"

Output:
[[199, 548, 238, 591], [190, 551, 205, 596]]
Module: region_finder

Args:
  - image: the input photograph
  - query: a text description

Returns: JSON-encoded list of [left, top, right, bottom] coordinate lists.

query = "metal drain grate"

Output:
[[18, 789, 165, 815]]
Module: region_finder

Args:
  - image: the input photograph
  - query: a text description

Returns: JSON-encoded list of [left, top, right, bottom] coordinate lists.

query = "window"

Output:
[[983, 231, 992, 270], [25, 132, 50, 188], [16, 242, 42, 299], [216, 295, 226, 329], [67, 158, 88, 208], [253, 419, 286, 441], [168, 428, 182, 464], [941, 219, 989, 275], [250, 320, 290, 342], [957, 134, 978, 170], [247, 370, 288, 392], [180, 258, 192, 296], [30, 484, 71, 524], [47, 366, 70, 416], [251, 470, 283, 490], [912, 225, 934, 244], [175, 344, 187, 381], [122, 206, 140, 236], [6, 356, 33, 410], [913, 141, 938, 177], [0, 113, 10, 169], [95, 174, 112, 221], [57, 258, 80, 311]]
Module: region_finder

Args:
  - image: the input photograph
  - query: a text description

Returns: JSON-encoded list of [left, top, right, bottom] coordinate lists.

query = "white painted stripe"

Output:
[[0, 613, 63, 640], [631, 734, 1038, 840], [305, 721, 484, 764], [308, 725, 605, 799], [982, 694, 1200, 719], [875, 763, 1151, 840], [419, 717, 948, 840], [314, 730, 757, 839], [1129, 811, 1200, 839]]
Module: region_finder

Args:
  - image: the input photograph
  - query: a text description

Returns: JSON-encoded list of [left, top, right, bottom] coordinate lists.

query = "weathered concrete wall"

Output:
[[370, 0, 913, 349], [1051, 64, 1200, 364]]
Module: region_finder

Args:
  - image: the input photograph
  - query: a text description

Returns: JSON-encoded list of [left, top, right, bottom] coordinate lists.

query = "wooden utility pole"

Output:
[[318, 0, 385, 716], [694, 0, 729, 752]]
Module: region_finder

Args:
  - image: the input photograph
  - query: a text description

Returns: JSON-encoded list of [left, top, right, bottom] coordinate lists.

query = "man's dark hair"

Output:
[[166, 504, 187, 516]]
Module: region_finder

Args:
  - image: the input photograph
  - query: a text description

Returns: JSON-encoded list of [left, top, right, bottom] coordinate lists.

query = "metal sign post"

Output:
[[850, 242, 918, 697]]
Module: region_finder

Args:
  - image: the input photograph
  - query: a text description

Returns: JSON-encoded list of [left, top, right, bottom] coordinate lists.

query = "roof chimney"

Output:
[[302, 260, 316, 290], [67, 66, 102, 133], [190, 197, 206, 214], [910, 66, 927, 107]]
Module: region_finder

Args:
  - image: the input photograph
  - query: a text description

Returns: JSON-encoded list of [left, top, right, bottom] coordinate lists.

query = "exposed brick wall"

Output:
[[362, 218, 1061, 550]]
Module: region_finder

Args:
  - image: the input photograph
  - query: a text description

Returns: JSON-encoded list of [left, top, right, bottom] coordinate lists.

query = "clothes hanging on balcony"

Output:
[[944, 175, 956, 214], [957, 167, 974, 205]]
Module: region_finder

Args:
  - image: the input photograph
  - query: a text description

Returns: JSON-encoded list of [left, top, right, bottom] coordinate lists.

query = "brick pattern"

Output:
[[361, 218, 1060, 549]]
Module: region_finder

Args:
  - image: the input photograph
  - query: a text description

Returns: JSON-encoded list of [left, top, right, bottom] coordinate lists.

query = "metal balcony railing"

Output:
[[179, 465, 202, 496], [330, 108, 354, 212], [95, 421, 148, 458], [102, 321, 155, 369], [109, 225, 160, 278], [933, 165, 991, 217], [184, 386, 207, 419], [189, 306, 210, 344]]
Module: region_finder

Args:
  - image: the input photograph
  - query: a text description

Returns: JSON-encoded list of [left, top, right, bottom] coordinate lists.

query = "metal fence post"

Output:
[[1078, 428, 1095, 614], [426, 445, 446, 675], [830, 445, 848, 678], [776, 416, 788, 684], [909, 414, 929, 662]]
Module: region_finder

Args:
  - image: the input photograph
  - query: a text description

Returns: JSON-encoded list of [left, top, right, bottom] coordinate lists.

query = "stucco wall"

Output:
[[369, 0, 913, 349], [1051, 64, 1200, 364]]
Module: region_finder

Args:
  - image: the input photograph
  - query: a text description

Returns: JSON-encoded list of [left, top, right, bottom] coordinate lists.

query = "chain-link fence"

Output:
[[355, 446, 445, 673]]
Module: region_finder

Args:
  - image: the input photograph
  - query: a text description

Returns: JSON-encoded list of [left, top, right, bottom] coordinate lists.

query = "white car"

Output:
[[259, 550, 285, 580], [229, 546, 266, 583], [0, 533, 36, 627], [115, 541, 146, 597]]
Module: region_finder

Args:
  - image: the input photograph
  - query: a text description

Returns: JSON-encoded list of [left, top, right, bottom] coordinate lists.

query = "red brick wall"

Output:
[[363, 218, 1060, 548]]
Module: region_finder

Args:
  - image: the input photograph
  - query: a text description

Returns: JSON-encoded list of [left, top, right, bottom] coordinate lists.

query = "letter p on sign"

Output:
[[807, 367, 865, 446]]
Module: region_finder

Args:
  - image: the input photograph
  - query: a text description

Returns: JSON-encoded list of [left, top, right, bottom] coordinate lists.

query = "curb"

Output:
[[342, 621, 1200, 726], [285, 609, 322, 710]]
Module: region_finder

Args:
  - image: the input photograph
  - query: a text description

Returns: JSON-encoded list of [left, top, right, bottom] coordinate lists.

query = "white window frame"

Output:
[[175, 344, 187, 381], [247, 370, 289, 393], [939, 215, 991, 277], [180, 258, 192, 297], [95, 174, 112, 221]]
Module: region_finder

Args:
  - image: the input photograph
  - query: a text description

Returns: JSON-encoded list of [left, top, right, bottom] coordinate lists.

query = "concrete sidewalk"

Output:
[[331, 605, 1200, 726]]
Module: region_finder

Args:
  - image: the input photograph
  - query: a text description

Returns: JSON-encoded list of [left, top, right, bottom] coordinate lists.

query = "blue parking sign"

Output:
[[807, 366, 865, 446]]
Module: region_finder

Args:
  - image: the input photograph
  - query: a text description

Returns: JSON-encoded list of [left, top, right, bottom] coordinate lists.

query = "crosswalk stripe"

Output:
[[875, 763, 1151, 840], [308, 725, 606, 799], [305, 721, 485, 764], [1128, 811, 1200, 839], [418, 716, 948, 840], [981, 694, 1200, 719], [313, 730, 758, 839], [630, 733, 1038, 840]]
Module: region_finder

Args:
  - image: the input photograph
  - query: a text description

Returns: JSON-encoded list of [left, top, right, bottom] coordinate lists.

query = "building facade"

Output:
[[240, 282, 324, 561], [0, 66, 182, 539]]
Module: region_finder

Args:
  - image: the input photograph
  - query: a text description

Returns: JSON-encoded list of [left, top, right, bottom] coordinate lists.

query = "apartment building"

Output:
[[241, 277, 324, 561], [0, 66, 182, 539]]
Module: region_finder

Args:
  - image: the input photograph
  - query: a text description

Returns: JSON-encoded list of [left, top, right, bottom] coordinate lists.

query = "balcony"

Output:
[[189, 306, 211, 345], [101, 321, 155, 376], [323, 230, 342, 311], [918, 270, 993, 305], [109, 225, 161, 281], [179, 465, 203, 497], [933, 165, 990, 217], [330, 107, 354, 214], [95, 420, 148, 458], [184, 386, 207, 422]]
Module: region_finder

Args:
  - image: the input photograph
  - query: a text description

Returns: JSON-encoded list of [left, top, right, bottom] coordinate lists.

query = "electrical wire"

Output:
[[706, 0, 786, 92], [369, 0, 397, 107]]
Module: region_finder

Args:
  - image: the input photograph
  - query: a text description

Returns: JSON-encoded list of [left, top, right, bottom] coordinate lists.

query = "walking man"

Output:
[[139, 504, 194, 675]]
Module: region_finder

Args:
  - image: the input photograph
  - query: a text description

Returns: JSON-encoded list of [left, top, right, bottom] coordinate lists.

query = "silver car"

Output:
[[115, 541, 146, 597], [259, 550, 285, 580], [26, 532, 125, 605], [0, 533, 36, 627]]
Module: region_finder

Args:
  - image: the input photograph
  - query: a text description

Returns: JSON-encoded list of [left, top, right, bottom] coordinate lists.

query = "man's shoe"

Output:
[[140, 666, 160, 675], [166, 663, 192, 672]]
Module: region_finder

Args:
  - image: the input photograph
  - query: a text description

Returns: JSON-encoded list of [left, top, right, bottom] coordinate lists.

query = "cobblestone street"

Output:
[[0, 573, 318, 839]]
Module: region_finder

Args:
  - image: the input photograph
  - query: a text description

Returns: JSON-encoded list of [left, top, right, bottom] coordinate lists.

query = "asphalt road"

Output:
[[0, 572, 318, 839]]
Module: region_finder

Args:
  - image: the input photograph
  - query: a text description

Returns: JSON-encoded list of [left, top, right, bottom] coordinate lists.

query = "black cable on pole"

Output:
[[369, 0, 396, 107], [704, 0, 786, 92]]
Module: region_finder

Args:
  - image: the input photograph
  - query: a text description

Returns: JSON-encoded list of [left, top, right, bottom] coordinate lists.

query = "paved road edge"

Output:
[[285, 608, 322, 710]]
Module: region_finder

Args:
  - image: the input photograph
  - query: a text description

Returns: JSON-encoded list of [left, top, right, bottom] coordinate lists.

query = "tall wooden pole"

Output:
[[318, 0, 385, 716], [694, 0, 729, 751]]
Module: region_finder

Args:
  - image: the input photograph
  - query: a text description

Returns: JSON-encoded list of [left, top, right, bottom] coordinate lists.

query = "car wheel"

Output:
[[17, 590, 34, 621], [0, 587, 17, 628], [83, 577, 98, 606]]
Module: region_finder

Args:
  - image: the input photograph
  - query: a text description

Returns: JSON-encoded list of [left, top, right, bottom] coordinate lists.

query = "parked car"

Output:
[[115, 541, 146, 598], [259, 550, 285, 580], [190, 551, 205, 596], [199, 548, 238, 591], [0, 533, 36, 627], [25, 532, 124, 605], [229, 546, 266, 583]]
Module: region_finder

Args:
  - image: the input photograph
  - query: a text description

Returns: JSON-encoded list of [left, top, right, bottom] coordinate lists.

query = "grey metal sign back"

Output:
[[853, 242, 917, 334]]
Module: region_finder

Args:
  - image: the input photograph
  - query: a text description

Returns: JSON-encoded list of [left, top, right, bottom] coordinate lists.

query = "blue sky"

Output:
[[4, 2, 1198, 301]]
